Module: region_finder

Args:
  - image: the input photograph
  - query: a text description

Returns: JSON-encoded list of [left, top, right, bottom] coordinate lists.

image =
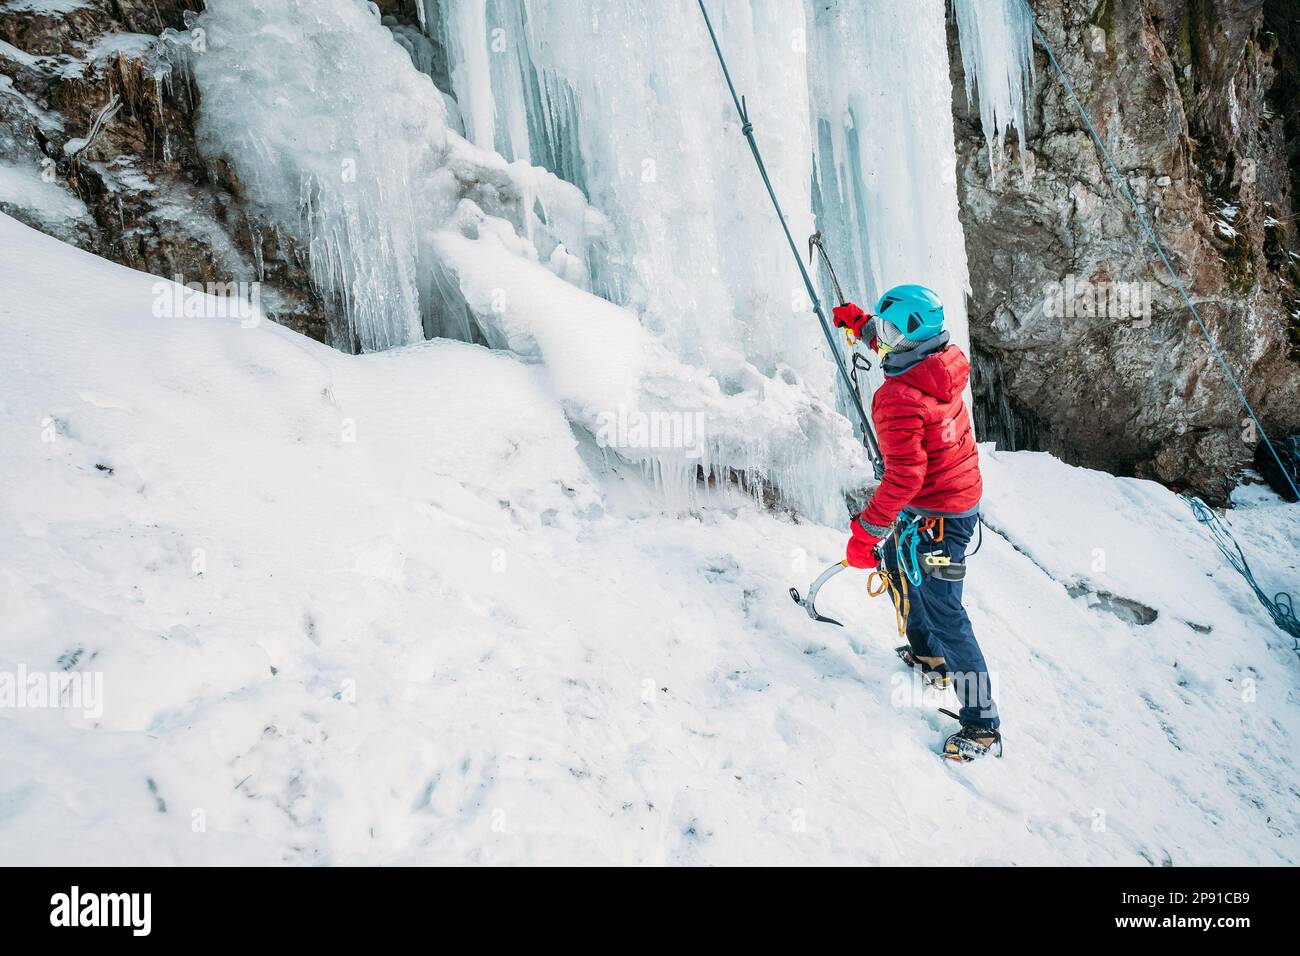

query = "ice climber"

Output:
[[832, 285, 1002, 761]]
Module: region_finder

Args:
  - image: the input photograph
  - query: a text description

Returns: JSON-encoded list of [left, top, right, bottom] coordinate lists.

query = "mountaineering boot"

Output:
[[939, 709, 1002, 761], [896, 645, 950, 689]]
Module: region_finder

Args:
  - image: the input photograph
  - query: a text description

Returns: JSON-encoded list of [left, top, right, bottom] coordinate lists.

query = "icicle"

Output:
[[443, 0, 497, 152], [952, 0, 1035, 183]]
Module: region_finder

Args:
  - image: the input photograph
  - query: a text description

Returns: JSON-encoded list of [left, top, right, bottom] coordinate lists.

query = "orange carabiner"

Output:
[[919, 517, 944, 542]]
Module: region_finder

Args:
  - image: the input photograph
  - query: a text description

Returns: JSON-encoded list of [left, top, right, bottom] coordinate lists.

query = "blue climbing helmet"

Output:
[[874, 284, 944, 350]]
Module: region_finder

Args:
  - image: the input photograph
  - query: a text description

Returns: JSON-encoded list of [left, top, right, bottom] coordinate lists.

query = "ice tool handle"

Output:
[[808, 232, 856, 346]]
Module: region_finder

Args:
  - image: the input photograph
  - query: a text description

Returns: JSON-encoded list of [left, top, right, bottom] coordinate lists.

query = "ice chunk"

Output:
[[435, 224, 870, 521]]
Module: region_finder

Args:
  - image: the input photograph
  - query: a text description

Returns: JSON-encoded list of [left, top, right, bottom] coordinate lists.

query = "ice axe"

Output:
[[809, 231, 875, 426], [809, 230, 865, 349], [789, 560, 849, 627], [808, 232, 846, 309]]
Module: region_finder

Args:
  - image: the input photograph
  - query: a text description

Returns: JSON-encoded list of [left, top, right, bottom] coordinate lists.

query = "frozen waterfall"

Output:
[[180, 0, 1036, 521]]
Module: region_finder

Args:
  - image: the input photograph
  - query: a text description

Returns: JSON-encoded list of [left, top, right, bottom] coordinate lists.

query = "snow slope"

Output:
[[1, 213, 1298, 865]]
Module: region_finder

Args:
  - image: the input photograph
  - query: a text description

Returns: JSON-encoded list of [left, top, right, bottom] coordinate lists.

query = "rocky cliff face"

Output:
[[951, 0, 1300, 501]]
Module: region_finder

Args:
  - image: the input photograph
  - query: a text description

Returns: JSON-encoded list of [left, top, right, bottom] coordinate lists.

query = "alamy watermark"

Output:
[[1043, 275, 1154, 325], [152, 274, 262, 327], [0, 664, 103, 719], [890, 669, 997, 718], [50, 886, 150, 936], [594, 405, 707, 459]]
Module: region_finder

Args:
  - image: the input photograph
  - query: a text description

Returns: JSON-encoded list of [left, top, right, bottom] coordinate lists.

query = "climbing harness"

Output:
[[1019, 0, 1299, 504], [698, 0, 883, 477], [864, 515, 972, 637], [899, 515, 967, 585]]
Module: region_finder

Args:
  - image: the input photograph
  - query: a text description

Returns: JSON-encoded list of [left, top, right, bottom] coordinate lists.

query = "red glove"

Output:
[[832, 302, 872, 339], [845, 518, 883, 570]]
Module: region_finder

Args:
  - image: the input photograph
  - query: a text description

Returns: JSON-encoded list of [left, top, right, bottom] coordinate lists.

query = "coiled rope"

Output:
[[1184, 496, 1300, 655]]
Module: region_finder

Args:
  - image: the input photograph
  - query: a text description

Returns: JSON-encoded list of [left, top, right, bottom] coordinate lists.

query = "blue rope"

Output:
[[896, 515, 925, 587], [1018, 0, 1300, 503], [1184, 496, 1300, 656]]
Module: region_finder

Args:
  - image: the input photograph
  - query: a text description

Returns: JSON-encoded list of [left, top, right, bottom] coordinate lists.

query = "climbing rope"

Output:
[[1184, 496, 1300, 656], [866, 516, 930, 636], [697, 0, 883, 475], [896, 515, 926, 587], [1019, 0, 1300, 504]]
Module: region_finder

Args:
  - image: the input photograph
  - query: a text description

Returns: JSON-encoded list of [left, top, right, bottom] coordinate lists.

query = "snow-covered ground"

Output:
[[2, 212, 1298, 865]]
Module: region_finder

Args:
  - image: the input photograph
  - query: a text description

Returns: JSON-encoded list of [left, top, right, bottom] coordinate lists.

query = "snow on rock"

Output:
[[0, 159, 89, 224], [2, 213, 1298, 865], [2, 0, 92, 14]]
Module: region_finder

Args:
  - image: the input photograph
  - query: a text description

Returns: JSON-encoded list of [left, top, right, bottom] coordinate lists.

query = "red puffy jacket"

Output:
[[860, 345, 982, 531]]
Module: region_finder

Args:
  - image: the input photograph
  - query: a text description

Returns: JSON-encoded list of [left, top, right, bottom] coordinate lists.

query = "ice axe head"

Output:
[[807, 231, 848, 316], [789, 560, 847, 627]]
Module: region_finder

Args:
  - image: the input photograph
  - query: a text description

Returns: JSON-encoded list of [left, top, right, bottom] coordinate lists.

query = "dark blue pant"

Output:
[[882, 512, 998, 729]]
